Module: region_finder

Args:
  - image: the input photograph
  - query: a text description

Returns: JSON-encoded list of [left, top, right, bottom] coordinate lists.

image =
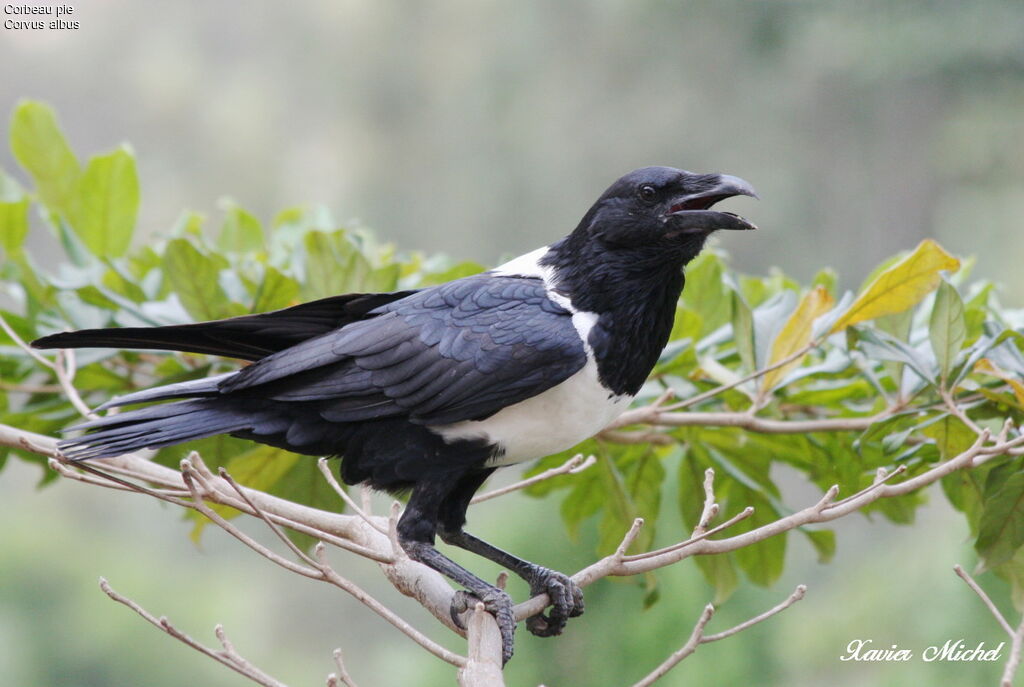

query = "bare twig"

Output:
[[317, 458, 387, 534], [663, 342, 817, 412], [99, 577, 287, 687], [630, 584, 806, 687], [953, 564, 1014, 637], [327, 649, 360, 687], [702, 585, 807, 642], [629, 604, 714, 687], [1003, 617, 1024, 687], [471, 453, 596, 504], [0, 312, 56, 369], [693, 468, 720, 536], [54, 349, 97, 419]]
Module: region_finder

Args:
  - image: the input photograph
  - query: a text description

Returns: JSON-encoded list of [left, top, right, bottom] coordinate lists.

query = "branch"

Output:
[[953, 564, 1014, 637], [99, 577, 287, 687], [608, 407, 890, 435], [470, 453, 596, 504], [514, 427, 1022, 621], [0, 313, 95, 419], [326, 648, 360, 687], [629, 585, 806, 687], [664, 342, 817, 411]]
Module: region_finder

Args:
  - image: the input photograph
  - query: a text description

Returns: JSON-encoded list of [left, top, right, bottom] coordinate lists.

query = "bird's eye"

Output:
[[638, 184, 657, 202]]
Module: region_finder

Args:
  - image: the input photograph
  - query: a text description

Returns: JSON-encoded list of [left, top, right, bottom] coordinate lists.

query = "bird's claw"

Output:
[[450, 587, 516, 664], [525, 567, 584, 637]]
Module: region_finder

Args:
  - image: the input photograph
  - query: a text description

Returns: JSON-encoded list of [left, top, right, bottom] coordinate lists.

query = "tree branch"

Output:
[[470, 453, 596, 504], [99, 577, 287, 687], [629, 584, 806, 687]]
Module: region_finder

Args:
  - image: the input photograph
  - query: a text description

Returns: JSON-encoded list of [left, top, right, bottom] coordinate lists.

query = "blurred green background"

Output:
[[2, 1, 1023, 685]]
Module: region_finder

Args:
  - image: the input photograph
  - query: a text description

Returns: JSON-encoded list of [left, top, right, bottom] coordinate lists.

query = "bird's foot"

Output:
[[524, 567, 584, 637], [450, 587, 516, 665]]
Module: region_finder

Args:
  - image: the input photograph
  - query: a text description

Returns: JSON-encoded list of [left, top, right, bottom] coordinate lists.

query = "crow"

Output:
[[33, 166, 757, 663]]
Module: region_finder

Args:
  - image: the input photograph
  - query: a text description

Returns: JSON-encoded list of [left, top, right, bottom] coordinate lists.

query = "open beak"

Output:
[[665, 174, 759, 233]]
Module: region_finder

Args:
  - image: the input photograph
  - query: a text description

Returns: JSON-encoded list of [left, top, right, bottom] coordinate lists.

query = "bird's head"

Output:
[[574, 166, 758, 258]]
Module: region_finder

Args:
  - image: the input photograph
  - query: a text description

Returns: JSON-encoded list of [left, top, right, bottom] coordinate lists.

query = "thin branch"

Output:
[[693, 468, 720, 536], [629, 604, 714, 687], [471, 454, 596, 504], [630, 585, 806, 687], [1003, 617, 1024, 687], [54, 349, 97, 419], [218, 467, 319, 568], [0, 312, 57, 370], [99, 577, 287, 687], [313, 544, 467, 667], [327, 649, 360, 687], [180, 459, 466, 667], [514, 427, 1020, 621], [702, 584, 807, 642], [609, 408, 890, 435], [953, 564, 1014, 638], [940, 387, 986, 436], [317, 458, 387, 534], [623, 507, 754, 563], [663, 342, 817, 412], [831, 466, 906, 509], [614, 518, 646, 559]]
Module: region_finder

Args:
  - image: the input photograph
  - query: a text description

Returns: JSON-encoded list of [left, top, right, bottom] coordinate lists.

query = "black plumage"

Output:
[[33, 166, 757, 663]]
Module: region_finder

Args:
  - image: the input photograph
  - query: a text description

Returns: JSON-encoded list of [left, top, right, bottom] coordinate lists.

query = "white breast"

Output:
[[428, 245, 632, 466], [432, 358, 632, 466]]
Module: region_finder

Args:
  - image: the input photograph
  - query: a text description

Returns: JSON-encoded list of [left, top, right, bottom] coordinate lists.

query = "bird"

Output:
[[33, 166, 757, 664]]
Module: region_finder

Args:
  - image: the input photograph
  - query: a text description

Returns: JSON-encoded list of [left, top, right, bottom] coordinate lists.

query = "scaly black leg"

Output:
[[436, 469, 585, 638], [397, 478, 517, 664]]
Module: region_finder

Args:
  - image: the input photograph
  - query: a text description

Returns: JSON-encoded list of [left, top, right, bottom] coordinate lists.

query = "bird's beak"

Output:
[[664, 174, 759, 233]]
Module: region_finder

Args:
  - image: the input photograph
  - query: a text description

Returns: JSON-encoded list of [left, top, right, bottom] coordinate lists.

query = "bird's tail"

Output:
[[59, 373, 274, 461]]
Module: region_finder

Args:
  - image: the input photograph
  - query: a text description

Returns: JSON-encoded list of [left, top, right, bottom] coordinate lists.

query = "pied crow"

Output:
[[33, 166, 757, 663]]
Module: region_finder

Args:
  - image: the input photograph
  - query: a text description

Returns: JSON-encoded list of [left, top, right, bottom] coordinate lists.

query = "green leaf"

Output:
[[67, 147, 139, 257], [218, 201, 264, 254], [681, 252, 731, 335], [252, 265, 300, 313], [731, 290, 755, 372], [921, 415, 976, 460], [162, 239, 238, 321], [0, 196, 29, 253], [942, 464, 991, 537], [929, 279, 966, 384], [730, 489, 786, 586], [801, 528, 836, 564], [993, 545, 1024, 613], [9, 100, 80, 213], [976, 471, 1024, 571], [302, 230, 379, 299]]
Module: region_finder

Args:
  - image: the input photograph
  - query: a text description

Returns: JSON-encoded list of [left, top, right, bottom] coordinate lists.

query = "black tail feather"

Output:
[[32, 290, 417, 361]]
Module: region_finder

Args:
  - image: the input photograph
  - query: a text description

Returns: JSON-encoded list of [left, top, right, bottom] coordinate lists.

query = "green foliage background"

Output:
[[2, 100, 1024, 685]]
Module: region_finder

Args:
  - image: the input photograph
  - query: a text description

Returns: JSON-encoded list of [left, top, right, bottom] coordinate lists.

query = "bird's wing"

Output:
[[32, 291, 418, 361], [219, 276, 588, 425]]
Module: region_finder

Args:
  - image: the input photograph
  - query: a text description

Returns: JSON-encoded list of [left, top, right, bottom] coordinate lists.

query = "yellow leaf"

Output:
[[976, 359, 1024, 405], [830, 239, 960, 334], [762, 286, 834, 391]]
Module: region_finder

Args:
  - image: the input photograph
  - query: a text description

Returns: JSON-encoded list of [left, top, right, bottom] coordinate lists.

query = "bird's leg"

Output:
[[438, 528, 584, 637], [397, 481, 517, 665], [436, 469, 584, 638]]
